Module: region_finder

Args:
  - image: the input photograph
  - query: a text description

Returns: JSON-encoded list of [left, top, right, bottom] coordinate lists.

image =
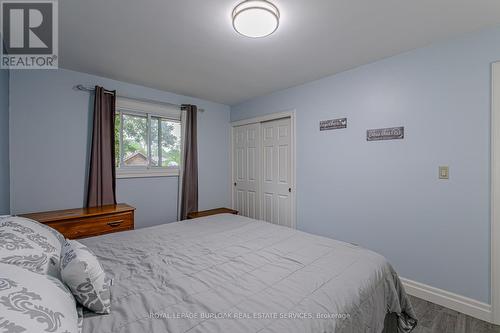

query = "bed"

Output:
[[78, 213, 417, 333]]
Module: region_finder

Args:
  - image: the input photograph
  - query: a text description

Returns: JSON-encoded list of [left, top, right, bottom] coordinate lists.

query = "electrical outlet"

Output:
[[439, 166, 449, 180]]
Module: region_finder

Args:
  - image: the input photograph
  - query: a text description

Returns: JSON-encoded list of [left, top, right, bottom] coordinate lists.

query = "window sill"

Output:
[[116, 169, 179, 179]]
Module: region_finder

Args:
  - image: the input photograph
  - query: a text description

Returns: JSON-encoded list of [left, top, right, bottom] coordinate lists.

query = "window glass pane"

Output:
[[115, 110, 180, 172], [150, 117, 160, 167], [114, 113, 121, 167], [161, 120, 181, 169], [122, 113, 148, 166]]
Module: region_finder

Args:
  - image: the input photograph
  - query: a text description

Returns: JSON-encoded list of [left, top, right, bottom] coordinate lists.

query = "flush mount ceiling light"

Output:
[[232, 0, 280, 38]]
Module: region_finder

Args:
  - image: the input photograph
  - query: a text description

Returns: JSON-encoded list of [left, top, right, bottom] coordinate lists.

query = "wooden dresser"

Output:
[[20, 203, 135, 239], [187, 207, 238, 219]]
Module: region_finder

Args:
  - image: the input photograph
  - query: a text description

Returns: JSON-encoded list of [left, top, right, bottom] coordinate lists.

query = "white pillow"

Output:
[[0, 263, 80, 333], [60, 240, 111, 314], [0, 216, 64, 276]]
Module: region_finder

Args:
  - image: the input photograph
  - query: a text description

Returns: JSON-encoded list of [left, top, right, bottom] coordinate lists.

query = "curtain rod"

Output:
[[74, 84, 204, 112]]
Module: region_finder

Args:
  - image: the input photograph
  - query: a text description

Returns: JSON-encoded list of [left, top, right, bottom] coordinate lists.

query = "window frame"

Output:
[[115, 97, 182, 179]]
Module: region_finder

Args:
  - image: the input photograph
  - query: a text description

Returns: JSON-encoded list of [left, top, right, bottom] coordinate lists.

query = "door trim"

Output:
[[491, 62, 500, 324], [231, 111, 296, 127], [230, 110, 297, 228]]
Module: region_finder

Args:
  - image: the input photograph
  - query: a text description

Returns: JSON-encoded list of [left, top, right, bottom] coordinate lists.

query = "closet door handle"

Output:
[[234, 182, 237, 186]]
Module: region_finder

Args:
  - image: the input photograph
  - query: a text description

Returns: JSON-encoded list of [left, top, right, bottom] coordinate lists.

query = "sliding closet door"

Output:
[[232, 124, 261, 219], [261, 118, 292, 227]]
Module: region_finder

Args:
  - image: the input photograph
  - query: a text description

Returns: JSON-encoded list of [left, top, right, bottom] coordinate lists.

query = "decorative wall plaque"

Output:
[[320, 118, 347, 131], [367, 127, 404, 141]]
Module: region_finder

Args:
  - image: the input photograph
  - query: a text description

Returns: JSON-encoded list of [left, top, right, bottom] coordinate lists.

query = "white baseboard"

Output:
[[401, 277, 492, 323]]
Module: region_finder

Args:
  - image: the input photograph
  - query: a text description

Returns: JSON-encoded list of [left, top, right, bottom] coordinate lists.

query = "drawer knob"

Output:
[[107, 221, 123, 227]]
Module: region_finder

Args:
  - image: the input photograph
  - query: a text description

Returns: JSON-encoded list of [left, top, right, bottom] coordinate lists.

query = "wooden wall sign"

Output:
[[320, 118, 347, 131], [367, 126, 404, 141]]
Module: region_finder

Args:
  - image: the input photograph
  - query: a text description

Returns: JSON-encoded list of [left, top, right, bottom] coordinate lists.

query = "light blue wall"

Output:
[[231, 27, 500, 303], [0, 67, 9, 214], [9, 69, 230, 228]]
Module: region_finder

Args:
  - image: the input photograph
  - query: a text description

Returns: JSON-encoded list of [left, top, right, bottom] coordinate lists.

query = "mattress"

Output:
[[79, 214, 417, 333]]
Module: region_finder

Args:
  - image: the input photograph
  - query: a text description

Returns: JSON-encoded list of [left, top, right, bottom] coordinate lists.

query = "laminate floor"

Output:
[[409, 295, 500, 333]]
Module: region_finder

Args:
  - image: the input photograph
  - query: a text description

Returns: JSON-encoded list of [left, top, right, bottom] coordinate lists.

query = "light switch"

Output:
[[439, 166, 449, 180]]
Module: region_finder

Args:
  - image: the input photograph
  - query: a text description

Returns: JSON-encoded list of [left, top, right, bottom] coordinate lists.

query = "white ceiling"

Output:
[[60, 0, 500, 105]]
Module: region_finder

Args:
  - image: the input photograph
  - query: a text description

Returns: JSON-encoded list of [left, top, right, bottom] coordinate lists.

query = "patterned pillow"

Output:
[[60, 240, 111, 314], [0, 216, 64, 276], [0, 263, 80, 333]]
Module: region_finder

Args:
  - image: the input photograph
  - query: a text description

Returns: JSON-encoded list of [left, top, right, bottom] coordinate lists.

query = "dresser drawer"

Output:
[[45, 212, 134, 239]]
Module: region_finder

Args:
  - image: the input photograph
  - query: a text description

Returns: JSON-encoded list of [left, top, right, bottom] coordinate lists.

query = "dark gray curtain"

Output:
[[180, 104, 198, 219], [86, 86, 117, 207]]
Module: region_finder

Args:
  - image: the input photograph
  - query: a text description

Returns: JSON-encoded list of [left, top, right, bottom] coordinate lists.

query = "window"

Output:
[[114, 97, 182, 178]]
